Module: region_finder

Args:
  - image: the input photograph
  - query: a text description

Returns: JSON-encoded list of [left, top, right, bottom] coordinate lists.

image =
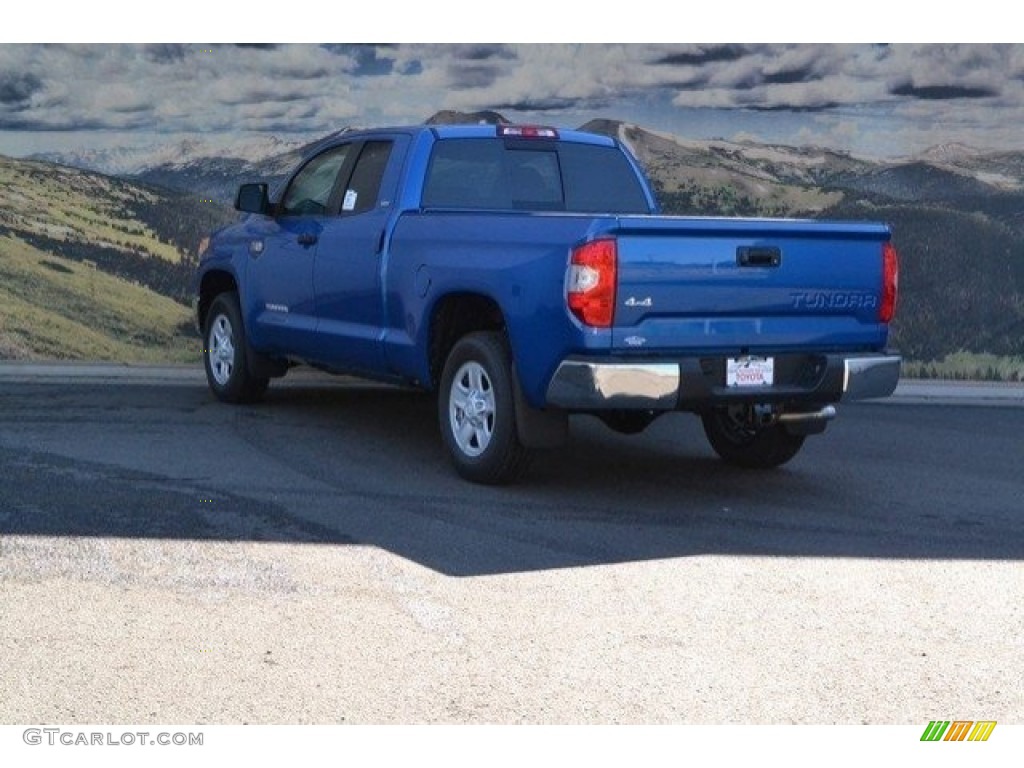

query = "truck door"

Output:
[[245, 143, 355, 359], [313, 139, 402, 373]]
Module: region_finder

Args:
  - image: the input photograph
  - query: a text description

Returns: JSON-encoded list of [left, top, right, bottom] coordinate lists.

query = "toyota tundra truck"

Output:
[[194, 123, 900, 484]]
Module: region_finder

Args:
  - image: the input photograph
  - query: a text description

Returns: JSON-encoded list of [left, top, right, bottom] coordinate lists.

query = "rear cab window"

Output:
[[422, 137, 652, 214], [342, 141, 393, 214]]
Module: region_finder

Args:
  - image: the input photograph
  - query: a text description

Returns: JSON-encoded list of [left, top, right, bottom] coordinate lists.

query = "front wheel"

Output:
[[203, 292, 269, 403], [438, 332, 531, 484], [701, 406, 805, 468]]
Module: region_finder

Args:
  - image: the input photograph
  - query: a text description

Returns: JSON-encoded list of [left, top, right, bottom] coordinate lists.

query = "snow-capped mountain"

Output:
[[25, 114, 1024, 210], [31, 134, 308, 177], [582, 119, 1024, 205], [30, 132, 335, 204]]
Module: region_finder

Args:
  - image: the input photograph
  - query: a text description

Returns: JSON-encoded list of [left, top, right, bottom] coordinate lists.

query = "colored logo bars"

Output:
[[921, 721, 997, 742]]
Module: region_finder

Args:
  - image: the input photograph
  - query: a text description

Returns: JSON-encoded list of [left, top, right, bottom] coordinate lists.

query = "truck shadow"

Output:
[[2, 379, 1021, 576]]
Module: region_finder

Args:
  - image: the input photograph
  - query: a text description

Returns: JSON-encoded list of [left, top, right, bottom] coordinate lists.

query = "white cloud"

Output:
[[1, 43, 1023, 156]]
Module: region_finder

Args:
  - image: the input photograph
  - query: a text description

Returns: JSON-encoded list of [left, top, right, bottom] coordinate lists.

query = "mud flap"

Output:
[[246, 342, 289, 379], [513, 370, 568, 449]]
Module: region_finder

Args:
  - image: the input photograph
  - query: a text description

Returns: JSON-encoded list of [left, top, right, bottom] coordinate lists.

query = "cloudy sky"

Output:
[[1, 43, 1022, 159]]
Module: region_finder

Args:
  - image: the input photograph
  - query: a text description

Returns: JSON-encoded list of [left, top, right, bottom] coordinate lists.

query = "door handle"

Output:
[[297, 233, 318, 247], [737, 246, 781, 267]]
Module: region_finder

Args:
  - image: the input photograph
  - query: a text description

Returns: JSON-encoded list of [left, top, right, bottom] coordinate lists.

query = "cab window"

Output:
[[280, 145, 352, 216], [341, 141, 393, 215]]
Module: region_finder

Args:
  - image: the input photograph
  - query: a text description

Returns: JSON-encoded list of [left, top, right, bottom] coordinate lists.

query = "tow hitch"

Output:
[[737, 403, 837, 435]]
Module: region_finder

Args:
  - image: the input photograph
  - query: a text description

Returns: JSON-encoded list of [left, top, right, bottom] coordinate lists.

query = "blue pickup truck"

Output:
[[194, 123, 900, 483]]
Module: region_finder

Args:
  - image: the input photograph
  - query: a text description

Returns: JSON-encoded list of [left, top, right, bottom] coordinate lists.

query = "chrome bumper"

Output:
[[546, 353, 901, 410], [546, 361, 680, 409], [841, 355, 902, 401]]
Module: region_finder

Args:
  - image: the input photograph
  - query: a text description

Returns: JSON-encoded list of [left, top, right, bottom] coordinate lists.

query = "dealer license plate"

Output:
[[726, 356, 775, 388]]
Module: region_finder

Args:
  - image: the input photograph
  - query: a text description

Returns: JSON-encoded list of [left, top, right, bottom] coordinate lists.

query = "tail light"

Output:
[[567, 238, 617, 328], [880, 241, 899, 323]]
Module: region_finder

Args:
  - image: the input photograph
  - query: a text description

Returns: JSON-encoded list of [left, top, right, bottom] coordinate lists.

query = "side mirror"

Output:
[[235, 183, 270, 215]]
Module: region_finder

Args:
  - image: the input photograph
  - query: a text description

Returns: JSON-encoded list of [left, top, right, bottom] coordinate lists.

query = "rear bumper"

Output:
[[545, 352, 901, 410]]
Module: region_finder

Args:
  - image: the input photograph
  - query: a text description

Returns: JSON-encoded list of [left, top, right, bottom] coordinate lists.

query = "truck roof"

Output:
[[304, 123, 617, 157], [428, 124, 617, 147]]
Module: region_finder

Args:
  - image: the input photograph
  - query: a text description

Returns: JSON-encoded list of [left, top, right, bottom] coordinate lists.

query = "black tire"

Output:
[[438, 331, 532, 484], [203, 292, 269, 404], [701, 407, 805, 468]]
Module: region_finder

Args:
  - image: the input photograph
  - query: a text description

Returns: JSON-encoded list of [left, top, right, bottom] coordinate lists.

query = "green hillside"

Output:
[[3, 134, 1023, 381], [825, 199, 1024, 363], [600, 123, 1024, 377], [0, 156, 234, 362]]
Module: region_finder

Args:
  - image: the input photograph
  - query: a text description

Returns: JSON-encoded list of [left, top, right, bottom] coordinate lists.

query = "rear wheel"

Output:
[[203, 292, 269, 403], [438, 332, 531, 484], [702, 406, 805, 468]]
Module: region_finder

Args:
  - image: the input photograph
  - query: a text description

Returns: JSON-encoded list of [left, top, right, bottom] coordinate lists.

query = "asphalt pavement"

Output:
[[1, 364, 1021, 723]]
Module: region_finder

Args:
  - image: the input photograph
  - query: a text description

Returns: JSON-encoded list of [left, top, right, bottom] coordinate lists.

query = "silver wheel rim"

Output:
[[448, 361, 495, 457], [208, 314, 236, 387]]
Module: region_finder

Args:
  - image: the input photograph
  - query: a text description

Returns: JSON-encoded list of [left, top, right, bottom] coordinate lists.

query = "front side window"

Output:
[[280, 145, 351, 216]]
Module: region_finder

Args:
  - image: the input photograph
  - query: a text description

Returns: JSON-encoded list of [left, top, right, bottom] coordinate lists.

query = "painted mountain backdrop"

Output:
[[3, 111, 1023, 376]]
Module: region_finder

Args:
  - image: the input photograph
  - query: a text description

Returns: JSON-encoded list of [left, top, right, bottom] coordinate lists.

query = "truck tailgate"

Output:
[[610, 217, 892, 353]]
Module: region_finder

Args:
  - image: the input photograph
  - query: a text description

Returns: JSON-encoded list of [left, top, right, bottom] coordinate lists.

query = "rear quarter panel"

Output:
[[384, 211, 608, 403]]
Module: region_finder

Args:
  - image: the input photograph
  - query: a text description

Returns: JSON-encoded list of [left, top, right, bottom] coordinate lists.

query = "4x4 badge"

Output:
[[625, 296, 652, 307]]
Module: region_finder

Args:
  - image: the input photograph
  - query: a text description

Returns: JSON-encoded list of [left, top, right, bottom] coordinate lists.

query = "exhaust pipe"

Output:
[[777, 405, 837, 435], [777, 405, 837, 424]]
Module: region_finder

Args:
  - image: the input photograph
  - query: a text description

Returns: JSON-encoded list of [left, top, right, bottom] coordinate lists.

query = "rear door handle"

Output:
[[297, 233, 318, 247], [737, 246, 781, 267]]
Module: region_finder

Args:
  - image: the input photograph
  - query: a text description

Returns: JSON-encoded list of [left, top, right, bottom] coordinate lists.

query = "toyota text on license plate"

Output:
[[726, 356, 774, 387]]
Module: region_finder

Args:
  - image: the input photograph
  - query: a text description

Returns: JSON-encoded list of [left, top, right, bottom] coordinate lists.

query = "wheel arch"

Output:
[[427, 292, 507, 391], [197, 268, 239, 333]]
